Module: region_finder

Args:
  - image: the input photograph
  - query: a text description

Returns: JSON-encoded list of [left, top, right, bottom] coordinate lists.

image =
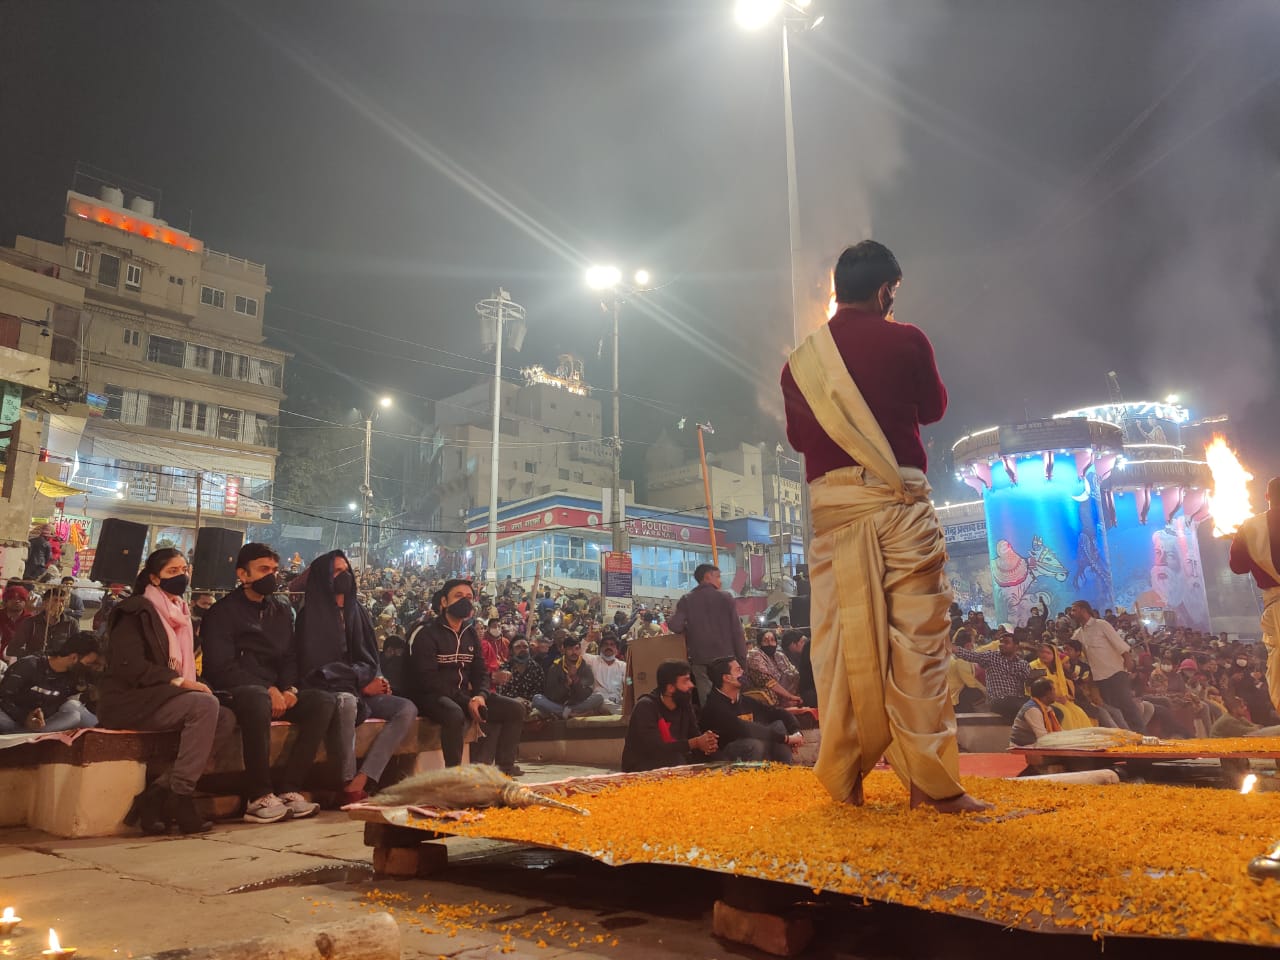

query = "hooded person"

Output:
[[294, 550, 418, 803]]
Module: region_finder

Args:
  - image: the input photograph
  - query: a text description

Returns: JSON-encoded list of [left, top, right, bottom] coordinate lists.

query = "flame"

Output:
[[1241, 773, 1259, 795], [1205, 434, 1254, 537], [1, 908, 13, 922], [48, 929, 61, 951]]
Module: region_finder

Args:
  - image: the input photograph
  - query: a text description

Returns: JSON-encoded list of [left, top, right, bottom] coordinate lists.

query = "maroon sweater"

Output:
[[781, 307, 947, 483]]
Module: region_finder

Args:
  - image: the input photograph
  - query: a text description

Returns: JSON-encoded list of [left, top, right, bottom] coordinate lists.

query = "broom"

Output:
[[368, 765, 590, 815]]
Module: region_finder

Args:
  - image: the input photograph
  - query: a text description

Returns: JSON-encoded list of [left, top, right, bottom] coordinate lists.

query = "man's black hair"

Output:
[[1029, 677, 1056, 701], [693, 563, 719, 584], [438, 578, 474, 612], [236, 542, 280, 571], [832, 240, 901, 304], [781, 629, 805, 649], [708, 656, 737, 690], [60, 631, 100, 658], [562, 634, 582, 648], [656, 659, 691, 692]]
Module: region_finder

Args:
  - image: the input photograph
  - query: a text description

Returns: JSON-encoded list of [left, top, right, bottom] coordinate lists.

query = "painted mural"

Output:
[[983, 453, 1113, 626], [1107, 487, 1211, 631]]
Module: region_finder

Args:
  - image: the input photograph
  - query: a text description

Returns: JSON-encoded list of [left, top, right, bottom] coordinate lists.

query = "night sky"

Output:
[[3, 0, 1278, 499]]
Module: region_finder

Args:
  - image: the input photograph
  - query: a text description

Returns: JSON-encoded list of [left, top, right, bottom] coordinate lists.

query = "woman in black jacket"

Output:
[[99, 548, 219, 834]]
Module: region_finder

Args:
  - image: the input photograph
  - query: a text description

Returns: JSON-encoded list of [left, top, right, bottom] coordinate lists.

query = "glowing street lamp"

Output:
[[734, 0, 785, 30], [378, 395, 393, 409], [585, 264, 622, 291], [633, 268, 652, 288]]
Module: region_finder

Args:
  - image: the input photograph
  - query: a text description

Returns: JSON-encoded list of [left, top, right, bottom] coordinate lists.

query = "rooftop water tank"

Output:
[[128, 196, 156, 219], [99, 185, 125, 208]]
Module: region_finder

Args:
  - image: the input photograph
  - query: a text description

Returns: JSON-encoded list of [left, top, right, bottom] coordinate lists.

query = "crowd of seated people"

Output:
[[0, 545, 828, 830], [946, 601, 1277, 747]]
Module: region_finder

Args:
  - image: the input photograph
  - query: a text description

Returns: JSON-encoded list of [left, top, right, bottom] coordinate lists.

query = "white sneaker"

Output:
[[278, 791, 319, 820], [243, 793, 291, 824]]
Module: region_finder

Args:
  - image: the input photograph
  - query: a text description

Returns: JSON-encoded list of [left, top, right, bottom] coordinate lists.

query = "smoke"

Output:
[[1128, 5, 1280, 420]]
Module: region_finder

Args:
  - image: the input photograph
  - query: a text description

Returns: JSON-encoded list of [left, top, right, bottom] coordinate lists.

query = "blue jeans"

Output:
[[0, 700, 93, 734], [532, 692, 604, 719], [330, 693, 418, 784]]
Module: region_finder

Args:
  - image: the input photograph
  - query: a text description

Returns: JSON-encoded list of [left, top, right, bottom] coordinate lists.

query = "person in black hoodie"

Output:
[[295, 550, 418, 804], [201, 543, 335, 824], [407, 578, 525, 775], [620, 660, 719, 772]]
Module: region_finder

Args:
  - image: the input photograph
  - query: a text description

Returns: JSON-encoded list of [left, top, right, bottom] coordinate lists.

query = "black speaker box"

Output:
[[192, 526, 244, 591], [90, 518, 148, 585]]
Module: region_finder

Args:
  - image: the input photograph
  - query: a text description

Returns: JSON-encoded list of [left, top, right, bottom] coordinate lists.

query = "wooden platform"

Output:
[[346, 765, 1280, 948]]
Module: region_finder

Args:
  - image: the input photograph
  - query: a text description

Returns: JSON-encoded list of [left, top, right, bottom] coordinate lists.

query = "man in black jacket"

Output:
[[295, 550, 418, 804], [0, 631, 100, 733], [201, 543, 336, 824], [407, 578, 524, 775], [700, 657, 802, 763], [532, 635, 603, 719], [621, 660, 719, 772], [668, 564, 748, 705]]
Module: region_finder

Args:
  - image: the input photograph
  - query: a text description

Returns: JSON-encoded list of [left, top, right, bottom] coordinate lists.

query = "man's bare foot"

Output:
[[909, 782, 992, 813], [844, 774, 865, 807]]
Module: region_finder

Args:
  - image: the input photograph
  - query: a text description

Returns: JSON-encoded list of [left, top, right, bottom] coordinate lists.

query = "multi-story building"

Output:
[[407, 356, 630, 546], [0, 257, 87, 574], [4, 181, 285, 556], [643, 435, 805, 583]]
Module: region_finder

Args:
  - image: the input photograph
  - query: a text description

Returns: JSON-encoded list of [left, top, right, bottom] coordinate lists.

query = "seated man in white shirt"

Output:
[[584, 634, 626, 716]]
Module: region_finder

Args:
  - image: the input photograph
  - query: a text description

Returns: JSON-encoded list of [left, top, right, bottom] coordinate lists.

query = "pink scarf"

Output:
[[144, 585, 196, 682]]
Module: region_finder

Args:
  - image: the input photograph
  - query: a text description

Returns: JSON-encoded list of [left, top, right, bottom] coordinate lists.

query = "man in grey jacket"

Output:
[[668, 564, 748, 705]]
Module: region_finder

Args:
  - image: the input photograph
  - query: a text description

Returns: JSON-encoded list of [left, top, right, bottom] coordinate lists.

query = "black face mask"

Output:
[[332, 570, 354, 594], [158, 574, 189, 596], [760, 643, 778, 656], [250, 573, 278, 596], [447, 597, 474, 621]]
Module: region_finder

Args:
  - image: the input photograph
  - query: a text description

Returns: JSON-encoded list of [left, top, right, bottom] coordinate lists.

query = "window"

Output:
[[103, 385, 124, 421], [200, 285, 225, 309], [168, 275, 184, 286], [122, 328, 132, 344], [191, 345, 211, 370], [97, 253, 120, 289], [234, 295, 258, 317], [145, 395, 174, 430], [74, 249, 91, 273], [50, 306, 78, 363], [180, 401, 208, 433], [255, 360, 282, 387], [132, 331, 140, 346], [217, 407, 242, 441], [0, 313, 21, 351], [147, 335, 185, 367], [524, 461, 536, 474], [558, 468, 570, 481], [125, 263, 142, 290]]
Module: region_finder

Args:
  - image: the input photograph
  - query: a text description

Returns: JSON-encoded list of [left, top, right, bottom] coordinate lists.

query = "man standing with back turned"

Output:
[[1230, 477, 1280, 712], [781, 240, 988, 813]]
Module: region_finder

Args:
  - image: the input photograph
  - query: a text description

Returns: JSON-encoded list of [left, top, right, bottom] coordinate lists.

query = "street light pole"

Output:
[[587, 265, 651, 558], [487, 294, 505, 581], [611, 293, 627, 555], [697, 422, 718, 566], [360, 414, 373, 570], [477, 290, 527, 584]]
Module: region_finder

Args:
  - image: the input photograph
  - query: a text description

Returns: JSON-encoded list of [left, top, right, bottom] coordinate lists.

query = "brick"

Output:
[[712, 899, 814, 958], [372, 842, 448, 878]]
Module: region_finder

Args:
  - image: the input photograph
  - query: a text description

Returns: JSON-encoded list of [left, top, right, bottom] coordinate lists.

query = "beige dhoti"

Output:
[[1236, 515, 1280, 713], [790, 326, 964, 803]]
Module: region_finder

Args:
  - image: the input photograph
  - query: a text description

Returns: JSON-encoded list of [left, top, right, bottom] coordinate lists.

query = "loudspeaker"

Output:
[[789, 594, 811, 631], [192, 526, 244, 591], [90, 518, 149, 586]]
